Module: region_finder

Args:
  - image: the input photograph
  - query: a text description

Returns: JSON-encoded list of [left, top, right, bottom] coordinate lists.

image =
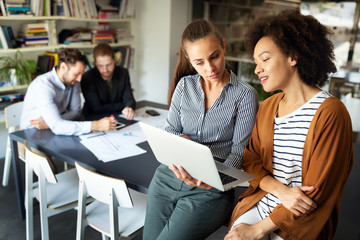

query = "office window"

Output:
[[301, 2, 359, 70]]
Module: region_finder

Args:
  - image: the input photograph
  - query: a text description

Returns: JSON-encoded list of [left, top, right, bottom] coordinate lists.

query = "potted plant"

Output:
[[0, 50, 36, 86]]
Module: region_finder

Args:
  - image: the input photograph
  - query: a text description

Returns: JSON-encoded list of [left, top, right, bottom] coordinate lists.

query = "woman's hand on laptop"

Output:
[[169, 164, 213, 190]]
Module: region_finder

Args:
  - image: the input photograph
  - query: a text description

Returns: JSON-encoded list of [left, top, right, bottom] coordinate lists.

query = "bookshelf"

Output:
[[0, 16, 135, 53], [198, 0, 299, 100], [0, 85, 28, 93], [0, 38, 135, 53], [0, 1, 136, 121]]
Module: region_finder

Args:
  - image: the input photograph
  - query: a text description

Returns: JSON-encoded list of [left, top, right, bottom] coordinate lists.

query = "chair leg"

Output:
[[2, 137, 12, 186], [25, 164, 33, 240], [64, 162, 69, 171], [110, 189, 119, 240], [102, 234, 110, 240], [76, 181, 87, 240], [38, 171, 50, 240]]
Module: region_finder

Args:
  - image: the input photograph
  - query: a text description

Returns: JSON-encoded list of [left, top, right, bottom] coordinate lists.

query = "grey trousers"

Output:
[[143, 164, 234, 240]]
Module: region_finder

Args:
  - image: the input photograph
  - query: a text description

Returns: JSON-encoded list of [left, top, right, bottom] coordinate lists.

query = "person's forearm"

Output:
[[259, 175, 289, 198], [254, 217, 278, 238]]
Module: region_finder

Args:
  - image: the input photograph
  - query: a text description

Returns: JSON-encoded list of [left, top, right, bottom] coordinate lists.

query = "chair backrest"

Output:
[[75, 162, 133, 208], [341, 94, 360, 132], [4, 101, 24, 130], [25, 143, 57, 184]]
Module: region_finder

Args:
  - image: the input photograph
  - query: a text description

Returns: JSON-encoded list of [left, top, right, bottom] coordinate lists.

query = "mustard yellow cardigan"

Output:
[[229, 93, 354, 240]]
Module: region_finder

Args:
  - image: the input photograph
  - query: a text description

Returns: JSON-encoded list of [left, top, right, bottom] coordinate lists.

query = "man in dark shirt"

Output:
[[81, 43, 136, 120]]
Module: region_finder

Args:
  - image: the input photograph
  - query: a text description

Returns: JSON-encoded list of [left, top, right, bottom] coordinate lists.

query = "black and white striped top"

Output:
[[257, 91, 331, 219], [165, 71, 258, 168]]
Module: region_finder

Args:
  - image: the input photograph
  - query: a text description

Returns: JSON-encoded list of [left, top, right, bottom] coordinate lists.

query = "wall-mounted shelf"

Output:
[[0, 85, 28, 93], [0, 16, 135, 22], [0, 41, 135, 53]]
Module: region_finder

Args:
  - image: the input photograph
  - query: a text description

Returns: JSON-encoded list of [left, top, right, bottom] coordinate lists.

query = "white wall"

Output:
[[134, 0, 191, 105]]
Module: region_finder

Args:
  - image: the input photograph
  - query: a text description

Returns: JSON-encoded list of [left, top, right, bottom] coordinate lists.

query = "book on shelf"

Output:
[[97, 1, 118, 19], [44, 51, 59, 66], [114, 47, 134, 69], [21, 22, 48, 31], [83, 0, 97, 18], [83, 52, 94, 69], [6, 2, 33, 16], [6, 5, 30, 12], [115, 27, 132, 42], [0, 27, 9, 49], [0, 0, 7, 16], [61, 0, 70, 17], [37, 55, 53, 74], [4, 0, 27, 3], [44, 20, 57, 45], [0, 26, 17, 48], [30, 0, 50, 16], [43, 0, 51, 16], [118, 0, 135, 19], [0, 26, 11, 47], [5, 26, 17, 48], [20, 36, 49, 41], [53, 0, 64, 16], [17, 22, 50, 47], [18, 31, 48, 37], [1, 0, 104, 18], [92, 29, 115, 44], [23, 39, 49, 46]]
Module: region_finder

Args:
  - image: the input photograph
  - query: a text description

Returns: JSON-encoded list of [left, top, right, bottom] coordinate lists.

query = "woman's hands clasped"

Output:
[[276, 185, 317, 216]]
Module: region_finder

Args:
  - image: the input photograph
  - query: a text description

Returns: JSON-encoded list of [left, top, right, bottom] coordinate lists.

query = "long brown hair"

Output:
[[168, 19, 225, 106]]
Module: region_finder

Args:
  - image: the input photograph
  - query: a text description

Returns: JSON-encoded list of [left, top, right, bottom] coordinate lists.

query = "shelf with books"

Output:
[[0, 0, 136, 132], [0, 84, 28, 93], [0, 16, 135, 22], [0, 40, 135, 53], [0, 0, 136, 51]]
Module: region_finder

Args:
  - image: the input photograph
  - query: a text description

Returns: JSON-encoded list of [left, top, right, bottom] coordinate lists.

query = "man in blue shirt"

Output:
[[21, 48, 117, 135]]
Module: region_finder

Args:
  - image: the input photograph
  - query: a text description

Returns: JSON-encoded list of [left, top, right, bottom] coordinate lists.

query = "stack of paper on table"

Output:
[[79, 106, 169, 162]]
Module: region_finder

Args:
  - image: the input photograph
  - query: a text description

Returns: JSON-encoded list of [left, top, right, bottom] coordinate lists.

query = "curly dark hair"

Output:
[[244, 10, 337, 87]]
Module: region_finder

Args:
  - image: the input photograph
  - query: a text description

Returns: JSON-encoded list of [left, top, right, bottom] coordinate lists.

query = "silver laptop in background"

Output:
[[138, 122, 254, 191]]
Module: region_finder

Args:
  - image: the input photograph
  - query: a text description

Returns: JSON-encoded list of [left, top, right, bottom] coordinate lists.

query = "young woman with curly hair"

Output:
[[225, 10, 353, 240]]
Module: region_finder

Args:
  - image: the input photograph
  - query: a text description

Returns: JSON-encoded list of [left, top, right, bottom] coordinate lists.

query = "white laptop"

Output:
[[138, 122, 254, 191]]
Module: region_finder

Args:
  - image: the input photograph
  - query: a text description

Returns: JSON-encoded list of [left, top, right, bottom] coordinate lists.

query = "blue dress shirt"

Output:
[[20, 67, 92, 135]]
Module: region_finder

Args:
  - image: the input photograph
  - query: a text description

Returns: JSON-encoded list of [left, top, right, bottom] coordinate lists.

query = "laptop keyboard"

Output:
[[218, 171, 237, 185]]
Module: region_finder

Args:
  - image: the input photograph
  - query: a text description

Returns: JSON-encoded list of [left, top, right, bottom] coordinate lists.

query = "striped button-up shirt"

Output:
[[165, 71, 258, 168]]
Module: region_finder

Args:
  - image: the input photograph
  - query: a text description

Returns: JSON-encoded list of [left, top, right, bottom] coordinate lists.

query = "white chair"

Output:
[[25, 143, 85, 240], [75, 162, 147, 240], [341, 94, 360, 133], [2, 101, 24, 187]]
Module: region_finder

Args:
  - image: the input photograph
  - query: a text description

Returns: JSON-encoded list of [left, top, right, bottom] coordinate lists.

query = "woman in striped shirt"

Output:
[[226, 10, 353, 240], [143, 19, 258, 240]]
